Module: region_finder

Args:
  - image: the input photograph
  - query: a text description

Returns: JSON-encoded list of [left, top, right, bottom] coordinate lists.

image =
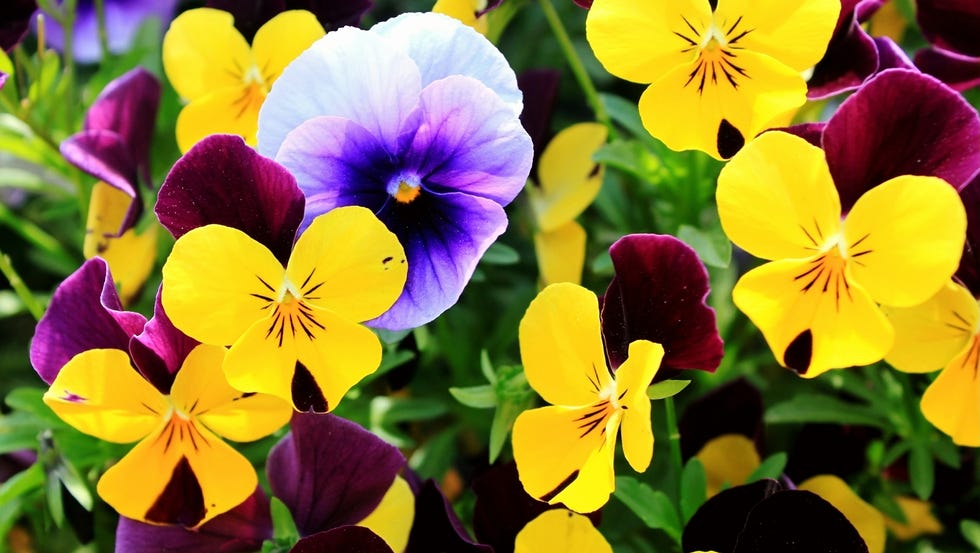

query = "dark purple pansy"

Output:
[[678, 378, 764, 459], [914, 0, 980, 90], [915, 47, 980, 91], [129, 291, 200, 393], [0, 0, 36, 51], [60, 67, 160, 238], [292, 526, 394, 553], [787, 69, 980, 213], [37, 0, 177, 63], [571, 0, 593, 8], [682, 479, 868, 553], [956, 173, 980, 293], [599, 234, 723, 377], [807, 0, 882, 99], [206, 0, 373, 42], [404, 478, 492, 553], [517, 69, 561, 165], [155, 134, 305, 265]]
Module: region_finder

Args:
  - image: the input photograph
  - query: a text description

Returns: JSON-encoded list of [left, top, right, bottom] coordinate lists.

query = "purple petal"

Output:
[[956, 174, 980, 295], [600, 234, 723, 374], [732, 491, 868, 553], [292, 526, 394, 553], [806, 13, 878, 99], [873, 36, 915, 71], [406, 479, 492, 553], [0, 72, 6, 90], [917, 0, 980, 57], [775, 122, 826, 148], [399, 75, 532, 206], [784, 425, 879, 483], [60, 130, 141, 235], [287, 0, 373, 32], [40, 0, 177, 63], [83, 67, 160, 186], [206, 0, 372, 41], [678, 378, 764, 459], [30, 258, 146, 384], [267, 413, 406, 536], [156, 134, 305, 265], [572, 0, 593, 7], [682, 479, 785, 553], [205, 0, 286, 41], [370, 190, 508, 330], [517, 69, 561, 163], [0, 451, 36, 484], [915, 46, 980, 91], [0, 0, 35, 51], [116, 488, 272, 553], [823, 68, 980, 212], [129, 289, 200, 395]]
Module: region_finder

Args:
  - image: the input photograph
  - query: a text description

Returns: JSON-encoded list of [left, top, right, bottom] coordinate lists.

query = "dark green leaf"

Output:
[[679, 457, 707, 522], [764, 394, 889, 429], [747, 452, 787, 483], [614, 476, 682, 543], [909, 445, 934, 500], [409, 426, 459, 480], [481, 242, 520, 265]]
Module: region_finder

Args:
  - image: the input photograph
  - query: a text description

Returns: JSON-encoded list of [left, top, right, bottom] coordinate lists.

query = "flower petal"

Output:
[[267, 413, 406, 534], [717, 131, 841, 261], [293, 526, 394, 553], [60, 130, 141, 233], [531, 122, 607, 232], [517, 69, 561, 160], [678, 378, 764, 459], [405, 479, 493, 552], [914, 47, 980, 91], [30, 258, 147, 384], [883, 496, 944, 540], [696, 434, 761, 497], [616, 340, 662, 472], [156, 134, 305, 265], [843, 175, 966, 307], [921, 336, 980, 446], [823, 69, 980, 212], [732, 491, 869, 553], [162, 8, 252, 101], [514, 509, 612, 553], [601, 234, 723, 372], [357, 476, 415, 553], [43, 348, 167, 443], [798, 475, 886, 553], [806, 10, 878, 99], [175, 86, 264, 153], [682, 479, 784, 553], [732, 258, 893, 378], [519, 283, 611, 407], [129, 291, 200, 395], [883, 280, 977, 373], [250, 10, 324, 88], [534, 221, 587, 286], [917, 0, 980, 57]]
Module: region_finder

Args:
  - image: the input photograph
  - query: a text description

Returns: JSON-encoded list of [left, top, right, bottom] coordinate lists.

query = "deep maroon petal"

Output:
[[406, 479, 492, 553], [0, 0, 35, 51], [84, 67, 160, 187], [917, 0, 980, 57], [956, 174, 980, 295], [915, 46, 980, 91], [206, 0, 371, 41], [517, 69, 561, 162], [292, 526, 394, 553], [600, 234, 723, 374], [784, 425, 880, 482], [873, 37, 915, 71], [285, 0, 373, 32], [129, 289, 200, 395], [30, 258, 147, 384], [60, 130, 142, 235], [572, 0, 593, 7], [267, 413, 406, 536], [206, 0, 286, 41], [156, 134, 305, 264], [682, 479, 785, 553], [776, 122, 826, 148], [806, 4, 879, 99], [115, 488, 272, 553], [823, 69, 980, 212], [678, 378, 764, 459], [732, 491, 869, 553]]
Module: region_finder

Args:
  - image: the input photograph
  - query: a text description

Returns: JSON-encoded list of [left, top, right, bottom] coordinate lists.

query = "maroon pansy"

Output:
[[599, 234, 723, 377], [205, 0, 372, 42], [293, 526, 394, 553], [0, 0, 35, 51], [956, 173, 980, 293], [914, 0, 980, 91], [678, 378, 764, 459]]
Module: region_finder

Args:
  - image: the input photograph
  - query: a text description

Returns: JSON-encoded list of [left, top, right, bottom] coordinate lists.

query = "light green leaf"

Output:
[[614, 476, 682, 543], [481, 242, 520, 265], [449, 385, 497, 409], [959, 520, 980, 549], [677, 224, 732, 269], [747, 452, 787, 483], [647, 379, 691, 400], [270, 497, 299, 542]]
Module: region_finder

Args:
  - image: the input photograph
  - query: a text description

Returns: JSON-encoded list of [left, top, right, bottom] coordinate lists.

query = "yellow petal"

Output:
[[175, 85, 264, 153], [799, 475, 886, 553], [843, 175, 966, 308], [920, 335, 980, 446], [868, 1, 907, 43], [357, 475, 415, 553], [695, 434, 760, 497], [519, 283, 611, 407], [170, 344, 291, 442], [44, 349, 167, 443], [733, 257, 893, 378], [883, 496, 943, 541], [514, 509, 612, 553], [97, 418, 257, 526], [287, 206, 407, 323], [83, 181, 130, 257], [162, 8, 252, 101], [432, 0, 489, 35], [512, 405, 618, 513], [586, 0, 712, 84], [251, 10, 324, 87], [222, 317, 297, 409], [714, 0, 840, 71], [616, 340, 663, 473], [883, 280, 977, 373], [531, 122, 608, 232], [638, 50, 807, 160], [534, 222, 587, 286], [162, 224, 285, 347]]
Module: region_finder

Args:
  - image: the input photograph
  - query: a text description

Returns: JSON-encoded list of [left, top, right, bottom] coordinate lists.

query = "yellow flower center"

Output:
[[675, 15, 754, 94], [393, 180, 422, 203], [250, 271, 328, 347]]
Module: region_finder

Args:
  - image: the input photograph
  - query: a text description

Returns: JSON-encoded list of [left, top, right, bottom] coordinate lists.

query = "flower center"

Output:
[[251, 270, 328, 347], [675, 15, 754, 94], [387, 174, 422, 204]]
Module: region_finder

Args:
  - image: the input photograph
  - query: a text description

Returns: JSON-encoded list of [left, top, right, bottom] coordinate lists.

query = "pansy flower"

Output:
[[30, 258, 292, 526], [0, 0, 35, 51], [585, 0, 838, 159], [512, 282, 662, 513], [158, 135, 407, 413], [162, 7, 325, 152], [432, 0, 502, 36], [257, 11, 532, 330], [514, 510, 611, 553], [205, 0, 373, 41], [37, 0, 177, 63], [914, 0, 980, 91]]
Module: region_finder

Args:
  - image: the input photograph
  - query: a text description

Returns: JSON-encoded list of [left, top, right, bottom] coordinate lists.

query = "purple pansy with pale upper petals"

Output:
[[914, 0, 980, 91], [60, 67, 160, 238], [599, 234, 723, 378], [36, 0, 177, 63], [205, 0, 372, 41], [258, 12, 532, 330]]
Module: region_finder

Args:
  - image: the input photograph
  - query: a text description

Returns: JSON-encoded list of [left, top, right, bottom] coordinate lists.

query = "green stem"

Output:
[[537, 0, 614, 136], [93, 0, 110, 61], [663, 395, 683, 492], [0, 202, 75, 270], [0, 251, 45, 320]]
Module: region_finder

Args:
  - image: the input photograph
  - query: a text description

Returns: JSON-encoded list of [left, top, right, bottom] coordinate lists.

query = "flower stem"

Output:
[[93, 0, 110, 60], [537, 0, 614, 135], [0, 251, 44, 320], [663, 394, 684, 491]]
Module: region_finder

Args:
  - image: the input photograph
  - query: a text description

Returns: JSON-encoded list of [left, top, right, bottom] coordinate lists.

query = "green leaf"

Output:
[[614, 477, 683, 543], [5, 387, 65, 427], [647, 379, 691, 400], [593, 140, 661, 184], [764, 394, 889, 429], [909, 444, 935, 500], [52, 456, 93, 511], [449, 385, 497, 409], [747, 452, 787, 483], [591, 249, 613, 276], [679, 458, 707, 522], [0, 463, 43, 506], [870, 490, 906, 523], [480, 350, 496, 384], [599, 94, 658, 150], [409, 426, 459, 480], [370, 397, 449, 448], [488, 377, 535, 463], [270, 497, 299, 542], [959, 520, 980, 549], [481, 242, 520, 265], [46, 464, 64, 527], [676, 224, 732, 268]]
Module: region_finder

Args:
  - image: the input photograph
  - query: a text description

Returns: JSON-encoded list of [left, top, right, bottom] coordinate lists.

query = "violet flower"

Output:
[[257, 11, 533, 330], [914, 0, 980, 91], [37, 0, 177, 63]]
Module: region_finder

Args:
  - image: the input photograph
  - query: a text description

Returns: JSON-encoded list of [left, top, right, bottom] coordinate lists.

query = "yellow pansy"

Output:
[[514, 509, 612, 553], [433, 0, 490, 35]]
